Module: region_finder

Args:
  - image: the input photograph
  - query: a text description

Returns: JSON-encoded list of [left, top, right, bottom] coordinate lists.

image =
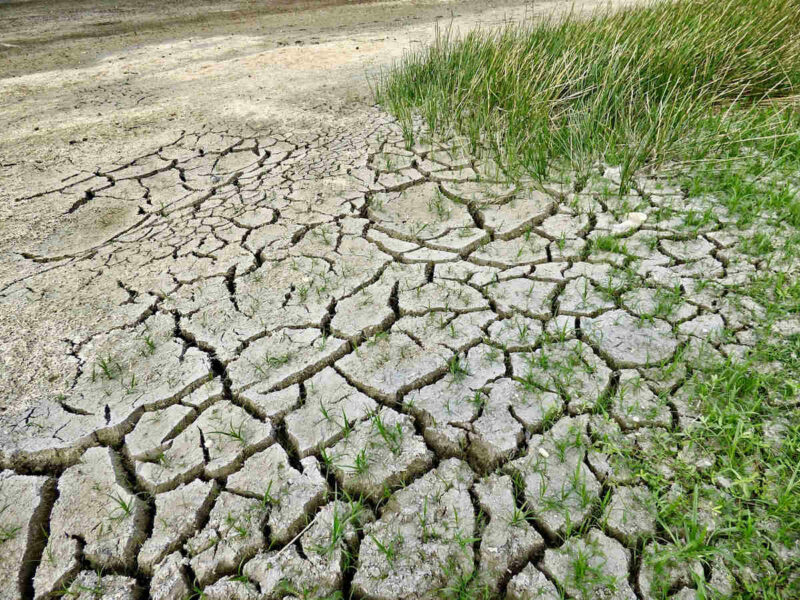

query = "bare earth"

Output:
[[1, 0, 609, 415], [2, 1, 790, 599]]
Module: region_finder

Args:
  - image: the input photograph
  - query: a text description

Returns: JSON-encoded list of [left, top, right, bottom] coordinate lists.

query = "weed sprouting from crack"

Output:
[[0, 524, 21, 543], [370, 533, 402, 567], [447, 355, 470, 384], [370, 411, 404, 455], [104, 491, 134, 521], [208, 420, 248, 445]]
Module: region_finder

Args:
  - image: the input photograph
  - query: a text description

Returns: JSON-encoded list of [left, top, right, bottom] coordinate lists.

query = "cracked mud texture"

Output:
[[0, 62, 798, 598]]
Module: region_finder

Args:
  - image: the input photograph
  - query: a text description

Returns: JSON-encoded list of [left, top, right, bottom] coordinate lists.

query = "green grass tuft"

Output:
[[377, 0, 800, 189]]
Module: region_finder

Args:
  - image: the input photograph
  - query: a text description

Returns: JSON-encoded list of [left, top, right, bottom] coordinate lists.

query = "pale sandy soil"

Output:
[[0, 0, 630, 261]]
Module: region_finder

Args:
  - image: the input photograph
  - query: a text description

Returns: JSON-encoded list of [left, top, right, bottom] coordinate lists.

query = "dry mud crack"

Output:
[[0, 109, 796, 599]]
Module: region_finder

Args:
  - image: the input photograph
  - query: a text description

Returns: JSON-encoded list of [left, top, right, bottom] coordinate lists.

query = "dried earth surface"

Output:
[[2, 0, 797, 599]]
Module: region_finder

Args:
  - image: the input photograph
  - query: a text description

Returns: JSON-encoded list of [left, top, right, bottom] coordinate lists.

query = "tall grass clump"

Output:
[[376, 0, 800, 185]]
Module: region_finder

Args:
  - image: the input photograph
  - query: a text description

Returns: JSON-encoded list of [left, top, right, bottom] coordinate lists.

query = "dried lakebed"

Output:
[[0, 109, 797, 599]]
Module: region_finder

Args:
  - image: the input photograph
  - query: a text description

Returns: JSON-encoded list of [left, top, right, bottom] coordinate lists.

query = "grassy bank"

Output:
[[377, 0, 800, 195]]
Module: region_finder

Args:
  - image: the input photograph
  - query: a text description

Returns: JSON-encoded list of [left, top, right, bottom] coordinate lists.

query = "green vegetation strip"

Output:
[[378, 1, 800, 597], [377, 0, 800, 207]]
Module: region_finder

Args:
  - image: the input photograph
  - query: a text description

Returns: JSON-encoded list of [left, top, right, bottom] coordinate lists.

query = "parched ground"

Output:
[[1, 1, 798, 600]]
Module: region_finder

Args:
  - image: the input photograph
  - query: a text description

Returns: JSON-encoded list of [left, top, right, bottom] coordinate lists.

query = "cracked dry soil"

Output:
[[1, 109, 783, 600], [1, 2, 797, 600]]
